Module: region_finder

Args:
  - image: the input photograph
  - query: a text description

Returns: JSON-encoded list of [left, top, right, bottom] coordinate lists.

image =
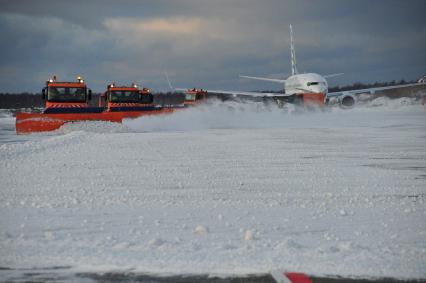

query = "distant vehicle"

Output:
[[182, 88, 207, 106], [174, 25, 426, 109], [418, 75, 426, 83], [164, 73, 208, 106]]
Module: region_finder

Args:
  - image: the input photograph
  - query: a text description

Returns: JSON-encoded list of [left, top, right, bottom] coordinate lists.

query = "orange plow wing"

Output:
[[16, 108, 175, 134]]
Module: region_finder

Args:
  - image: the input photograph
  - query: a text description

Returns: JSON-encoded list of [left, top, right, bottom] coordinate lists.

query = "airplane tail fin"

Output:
[[290, 24, 298, 76], [163, 71, 189, 93]]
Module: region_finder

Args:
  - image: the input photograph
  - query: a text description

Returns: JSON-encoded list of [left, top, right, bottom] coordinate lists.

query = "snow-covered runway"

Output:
[[0, 100, 425, 280]]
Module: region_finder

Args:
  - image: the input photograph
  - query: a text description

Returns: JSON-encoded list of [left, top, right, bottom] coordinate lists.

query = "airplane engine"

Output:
[[339, 94, 356, 109]]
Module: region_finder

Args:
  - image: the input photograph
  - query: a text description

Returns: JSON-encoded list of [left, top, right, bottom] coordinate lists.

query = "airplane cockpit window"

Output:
[[307, 82, 319, 86]]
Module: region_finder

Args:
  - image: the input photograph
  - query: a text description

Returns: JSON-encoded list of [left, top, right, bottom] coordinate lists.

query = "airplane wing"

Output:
[[323, 73, 344, 79], [175, 88, 290, 98], [327, 82, 426, 98], [239, 75, 286, 84]]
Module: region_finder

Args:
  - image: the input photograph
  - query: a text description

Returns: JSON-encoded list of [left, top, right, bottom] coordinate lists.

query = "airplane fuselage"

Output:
[[284, 73, 328, 96]]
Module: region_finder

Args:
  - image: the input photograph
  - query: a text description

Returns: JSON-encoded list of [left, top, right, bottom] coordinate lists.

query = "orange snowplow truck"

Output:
[[42, 75, 92, 108], [99, 83, 154, 110], [15, 78, 174, 134], [183, 88, 207, 106]]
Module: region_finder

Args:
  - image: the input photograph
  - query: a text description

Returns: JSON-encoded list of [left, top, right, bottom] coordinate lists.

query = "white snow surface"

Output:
[[0, 99, 425, 279]]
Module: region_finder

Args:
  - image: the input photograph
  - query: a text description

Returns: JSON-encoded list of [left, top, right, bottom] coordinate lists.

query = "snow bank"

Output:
[[366, 96, 420, 108], [0, 109, 14, 118]]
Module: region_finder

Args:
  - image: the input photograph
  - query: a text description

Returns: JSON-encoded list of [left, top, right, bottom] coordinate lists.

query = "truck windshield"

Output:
[[185, 93, 196, 101], [110, 91, 140, 103], [140, 94, 153, 104], [48, 87, 86, 102]]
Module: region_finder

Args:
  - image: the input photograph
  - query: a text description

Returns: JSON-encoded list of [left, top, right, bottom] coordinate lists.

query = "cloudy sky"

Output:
[[0, 0, 425, 93]]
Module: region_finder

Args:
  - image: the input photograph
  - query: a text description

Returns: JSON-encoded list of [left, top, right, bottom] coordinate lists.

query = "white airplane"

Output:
[[173, 25, 425, 108]]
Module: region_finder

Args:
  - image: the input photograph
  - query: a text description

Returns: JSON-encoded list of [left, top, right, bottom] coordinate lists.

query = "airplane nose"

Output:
[[313, 86, 324, 93], [317, 86, 326, 94]]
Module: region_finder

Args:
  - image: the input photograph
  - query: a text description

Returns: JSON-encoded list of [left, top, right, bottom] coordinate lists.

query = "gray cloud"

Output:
[[0, 0, 425, 92]]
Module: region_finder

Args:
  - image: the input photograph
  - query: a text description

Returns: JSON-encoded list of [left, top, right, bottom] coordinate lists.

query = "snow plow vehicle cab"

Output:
[[100, 83, 154, 111], [42, 76, 92, 111], [183, 88, 207, 106]]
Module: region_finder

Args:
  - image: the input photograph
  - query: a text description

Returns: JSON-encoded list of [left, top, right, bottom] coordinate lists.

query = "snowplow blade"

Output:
[[16, 107, 175, 134], [16, 113, 69, 134]]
